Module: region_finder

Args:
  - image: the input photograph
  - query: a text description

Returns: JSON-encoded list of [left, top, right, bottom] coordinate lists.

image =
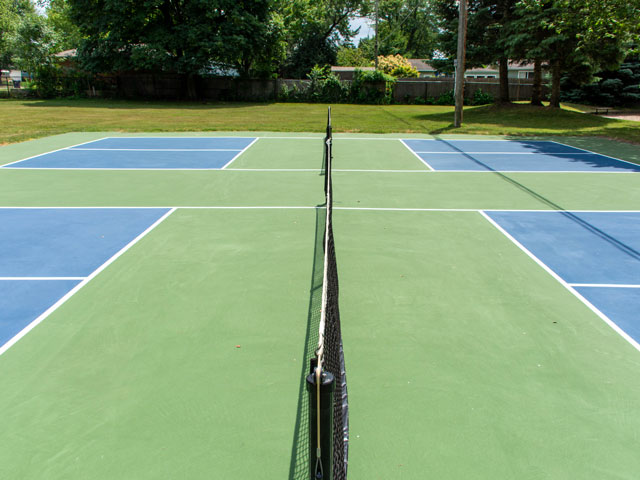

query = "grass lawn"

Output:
[[1, 98, 639, 145]]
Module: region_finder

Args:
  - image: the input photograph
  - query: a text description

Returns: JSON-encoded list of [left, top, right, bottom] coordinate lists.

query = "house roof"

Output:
[[55, 49, 78, 58], [407, 59, 434, 71], [330, 66, 375, 71]]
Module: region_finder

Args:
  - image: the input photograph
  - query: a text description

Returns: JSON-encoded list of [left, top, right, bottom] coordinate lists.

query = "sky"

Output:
[[350, 17, 375, 44]]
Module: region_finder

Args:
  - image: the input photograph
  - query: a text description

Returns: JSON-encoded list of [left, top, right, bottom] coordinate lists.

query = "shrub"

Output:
[[560, 57, 640, 106], [434, 90, 455, 105], [376, 54, 419, 78], [470, 88, 494, 105], [350, 69, 395, 104], [33, 64, 96, 99]]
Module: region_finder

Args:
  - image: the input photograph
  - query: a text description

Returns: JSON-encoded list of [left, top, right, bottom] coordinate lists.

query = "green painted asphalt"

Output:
[[335, 210, 640, 479], [0, 209, 316, 479], [1, 132, 639, 479]]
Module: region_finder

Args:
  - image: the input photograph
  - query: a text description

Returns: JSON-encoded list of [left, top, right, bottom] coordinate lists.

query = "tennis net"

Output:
[[307, 107, 349, 480]]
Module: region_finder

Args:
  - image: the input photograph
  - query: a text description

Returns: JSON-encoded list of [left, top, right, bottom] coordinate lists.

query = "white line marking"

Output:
[[0, 277, 86, 281], [1, 206, 640, 213], [548, 140, 640, 168], [0, 208, 176, 356], [221, 137, 260, 169], [399, 139, 434, 171], [99, 136, 257, 140], [70, 148, 243, 152], [2, 167, 238, 171], [224, 168, 321, 172], [430, 170, 636, 174], [412, 151, 598, 155], [1, 137, 109, 168], [570, 283, 640, 289], [2, 166, 636, 173], [479, 210, 640, 353], [335, 207, 478, 212]]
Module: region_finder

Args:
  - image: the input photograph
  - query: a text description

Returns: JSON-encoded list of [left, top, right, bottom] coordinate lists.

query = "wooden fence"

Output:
[[110, 74, 544, 102]]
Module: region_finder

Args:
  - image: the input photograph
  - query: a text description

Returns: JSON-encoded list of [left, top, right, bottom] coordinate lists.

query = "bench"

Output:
[[594, 107, 611, 115]]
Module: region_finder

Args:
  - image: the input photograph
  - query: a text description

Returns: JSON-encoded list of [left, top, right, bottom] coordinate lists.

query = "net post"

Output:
[[306, 360, 335, 480], [324, 107, 332, 195]]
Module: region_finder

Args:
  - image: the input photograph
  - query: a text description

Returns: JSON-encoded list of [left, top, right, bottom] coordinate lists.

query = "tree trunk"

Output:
[[498, 57, 510, 104], [186, 73, 197, 100], [530, 59, 543, 106], [549, 60, 562, 108]]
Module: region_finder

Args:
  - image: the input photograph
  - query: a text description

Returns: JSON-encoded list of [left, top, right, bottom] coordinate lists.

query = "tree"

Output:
[[67, 0, 284, 78], [358, 0, 438, 59], [276, 0, 370, 77], [45, 0, 83, 52], [0, 0, 21, 72], [433, 0, 518, 103], [510, 0, 639, 107], [336, 45, 372, 66], [1, 0, 55, 77]]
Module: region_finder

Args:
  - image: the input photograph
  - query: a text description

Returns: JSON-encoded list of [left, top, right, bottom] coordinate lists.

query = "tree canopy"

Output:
[[2, 0, 639, 104], [66, 0, 281, 77]]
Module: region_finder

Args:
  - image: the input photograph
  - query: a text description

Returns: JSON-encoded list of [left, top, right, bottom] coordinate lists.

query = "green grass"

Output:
[[1, 98, 639, 145]]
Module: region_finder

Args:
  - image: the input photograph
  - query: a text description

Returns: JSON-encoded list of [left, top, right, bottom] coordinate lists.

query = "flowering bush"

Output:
[[376, 55, 419, 78]]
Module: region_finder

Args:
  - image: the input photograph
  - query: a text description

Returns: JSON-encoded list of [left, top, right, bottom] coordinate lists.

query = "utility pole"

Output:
[[454, 0, 467, 128], [374, 0, 379, 69]]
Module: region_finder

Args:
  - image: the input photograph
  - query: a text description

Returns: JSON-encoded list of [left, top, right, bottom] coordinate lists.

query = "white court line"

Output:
[[70, 148, 243, 152], [0, 208, 176, 356], [98, 136, 258, 140], [3, 166, 636, 173], [1, 206, 639, 213], [224, 168, 321, 172], [431, 170, 635, 174], [479, 210, 640, 353], [570, 283, 640, 289], [406, 139, 553, 142], [549, 140, 640, 168], [411, 151, 597, 155], [2, 206, 640, 214], [1, 137, 109, 168], [221, 137, 260, 169], [399, 139, 434, 171], [0, 277, 86, 281], [1, 167, 241, 171]]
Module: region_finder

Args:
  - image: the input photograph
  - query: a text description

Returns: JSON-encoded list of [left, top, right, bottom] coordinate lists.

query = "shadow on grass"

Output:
[[17, 98, 281, 110], [411, 104, 632, 132]]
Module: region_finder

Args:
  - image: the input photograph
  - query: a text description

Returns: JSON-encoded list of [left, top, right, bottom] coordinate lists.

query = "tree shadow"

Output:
[[411, 104, 630, 132], [18, 99, 279, 110], [435, 138, 640, 260]]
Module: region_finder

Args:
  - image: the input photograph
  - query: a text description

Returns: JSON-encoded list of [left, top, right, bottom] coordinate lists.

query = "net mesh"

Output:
[[316, 107, 349, 479]]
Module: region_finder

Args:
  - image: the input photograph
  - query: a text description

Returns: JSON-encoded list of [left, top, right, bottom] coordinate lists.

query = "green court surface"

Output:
[[1, 132, 640, 479]]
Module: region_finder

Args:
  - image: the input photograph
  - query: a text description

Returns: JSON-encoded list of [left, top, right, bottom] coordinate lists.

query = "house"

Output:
[[332, 60, 537, 80], [330, 66, 375, 80]]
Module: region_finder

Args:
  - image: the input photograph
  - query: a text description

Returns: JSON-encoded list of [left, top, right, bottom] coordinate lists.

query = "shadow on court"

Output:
[[288, 204, 326, 480], [436, 138, 640, 262]]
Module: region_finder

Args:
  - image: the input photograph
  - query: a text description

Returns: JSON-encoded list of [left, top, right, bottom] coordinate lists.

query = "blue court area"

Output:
[[403, 139, 640, 172], [486, 210, 640, 343], [4, 137, 257, 169], [0, 208, 170, 348]]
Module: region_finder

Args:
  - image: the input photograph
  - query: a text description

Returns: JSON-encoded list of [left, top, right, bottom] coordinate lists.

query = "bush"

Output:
[[350, 69, 395, 104], [34, 64, 96, 99], [470, 88, 494, 105], [560, 57, 640, 106], [377, 54, 419, 78], [434, 90, 455, 105]]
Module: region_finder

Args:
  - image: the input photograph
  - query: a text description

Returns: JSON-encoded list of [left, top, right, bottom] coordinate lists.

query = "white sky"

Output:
[[350, 17, 375, 44]]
